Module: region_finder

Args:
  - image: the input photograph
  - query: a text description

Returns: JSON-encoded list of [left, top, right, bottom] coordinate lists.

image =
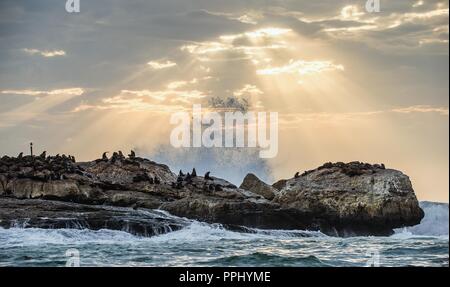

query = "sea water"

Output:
[[0, 202, 447, 267]]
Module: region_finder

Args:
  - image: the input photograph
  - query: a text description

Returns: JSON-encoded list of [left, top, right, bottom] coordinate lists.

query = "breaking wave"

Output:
[[394, 201, 449, 236], [0, 204, 447, 267]]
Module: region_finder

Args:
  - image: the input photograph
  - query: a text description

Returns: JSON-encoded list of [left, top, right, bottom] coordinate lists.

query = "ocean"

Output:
[[0, 202, 448, 267]]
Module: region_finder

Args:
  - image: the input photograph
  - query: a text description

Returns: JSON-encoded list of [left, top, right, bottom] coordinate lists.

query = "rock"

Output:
[[274, 162, 424, 236], [0, 197, 187, 237], [159, 196, 318, 230], [0, 154, 424, 236], [239, 173, 277, 200], [272, 179, 287, 191]]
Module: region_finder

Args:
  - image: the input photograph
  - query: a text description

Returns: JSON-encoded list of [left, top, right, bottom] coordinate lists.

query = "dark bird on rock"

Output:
[[294, 172, 300, 178], [128, 150, 136, 159], [192, 168, 197, 177], [179, 170, 185, 177], [111, 152, 120, 163], [17, 152, 23, 159], [102, 152, 109, 161], [40, 151, 46, 159], [185, 173, 192, 184], [118, 151, 125, 159], [204, 171, 211, 180]]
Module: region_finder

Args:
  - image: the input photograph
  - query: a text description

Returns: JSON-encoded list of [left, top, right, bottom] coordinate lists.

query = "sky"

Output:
[[0, 0, 448, 202]]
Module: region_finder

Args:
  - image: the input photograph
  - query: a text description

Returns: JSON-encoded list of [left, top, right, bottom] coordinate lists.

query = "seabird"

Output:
[[179, 170, 185, 177], [192, 168, 197, 177], [128, 150, 136, 159], [185, 173, 192, 183], [17, 152, 23, 159], [39, 151, 46, 159], [204, 171, 211, 180], [294, 172, 300, 178], [102, 152, 109, 161]]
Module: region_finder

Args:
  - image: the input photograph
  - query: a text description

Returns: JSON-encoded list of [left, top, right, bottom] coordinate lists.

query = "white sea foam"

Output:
[[0, 227, 141, 247], [0, 218, 325, 248], [149, 221, 326, 243], [0, 201, 446, 248], [394, 201, 449, 237]]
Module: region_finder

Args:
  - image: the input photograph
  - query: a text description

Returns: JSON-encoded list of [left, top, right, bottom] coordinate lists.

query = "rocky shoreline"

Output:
[[0, 152, 424, 237]]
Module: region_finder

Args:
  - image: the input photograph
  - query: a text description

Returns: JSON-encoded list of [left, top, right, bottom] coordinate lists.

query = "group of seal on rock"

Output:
[[99, 150, 137, 163], [0, 150, 425, 237], [172, 168, 216, 190], [0, 151, 79, 182], [287, 161, 387, 184]]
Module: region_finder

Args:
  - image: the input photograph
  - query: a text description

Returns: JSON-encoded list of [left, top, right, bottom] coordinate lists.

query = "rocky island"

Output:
[[0, 151, 424, 237]]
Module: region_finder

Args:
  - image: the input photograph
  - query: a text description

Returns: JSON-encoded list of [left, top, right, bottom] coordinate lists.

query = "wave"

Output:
[[0, 201, 446, 245], [394, 201, 449, 237], [198, 252, 328, 267], [150, 221, 326, 243], [0, 215, 326, 248]]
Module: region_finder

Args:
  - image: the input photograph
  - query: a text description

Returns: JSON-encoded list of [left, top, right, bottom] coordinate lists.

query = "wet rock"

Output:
[[0, 197, 187, 237], [0, 154, 424, 236], [274, 162, 424, 236], [240, 173, 277, 200]]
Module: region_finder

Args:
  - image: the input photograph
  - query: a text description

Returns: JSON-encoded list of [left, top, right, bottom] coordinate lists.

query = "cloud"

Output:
[[1, 88, 84, 97], [147, 60, 177, 70], [167, 78, 198, 90], [233, 84, 263, 97], [313, 4, 449, 51], [391, 105, 449, 116], [200, 9, 264, 25], [22, 48, 66, 57], [256, 59, 344, 76], [279, 105, 449, 126], [73, 88, 207, 113], [0, 88, 85, 127], [180, 27, 291, 62], [340, 5, 365, 21], [413, 1, 424, 8]]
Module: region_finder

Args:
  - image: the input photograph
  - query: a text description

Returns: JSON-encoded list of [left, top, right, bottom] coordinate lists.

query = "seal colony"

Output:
[[0, 150, 424, 237]]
